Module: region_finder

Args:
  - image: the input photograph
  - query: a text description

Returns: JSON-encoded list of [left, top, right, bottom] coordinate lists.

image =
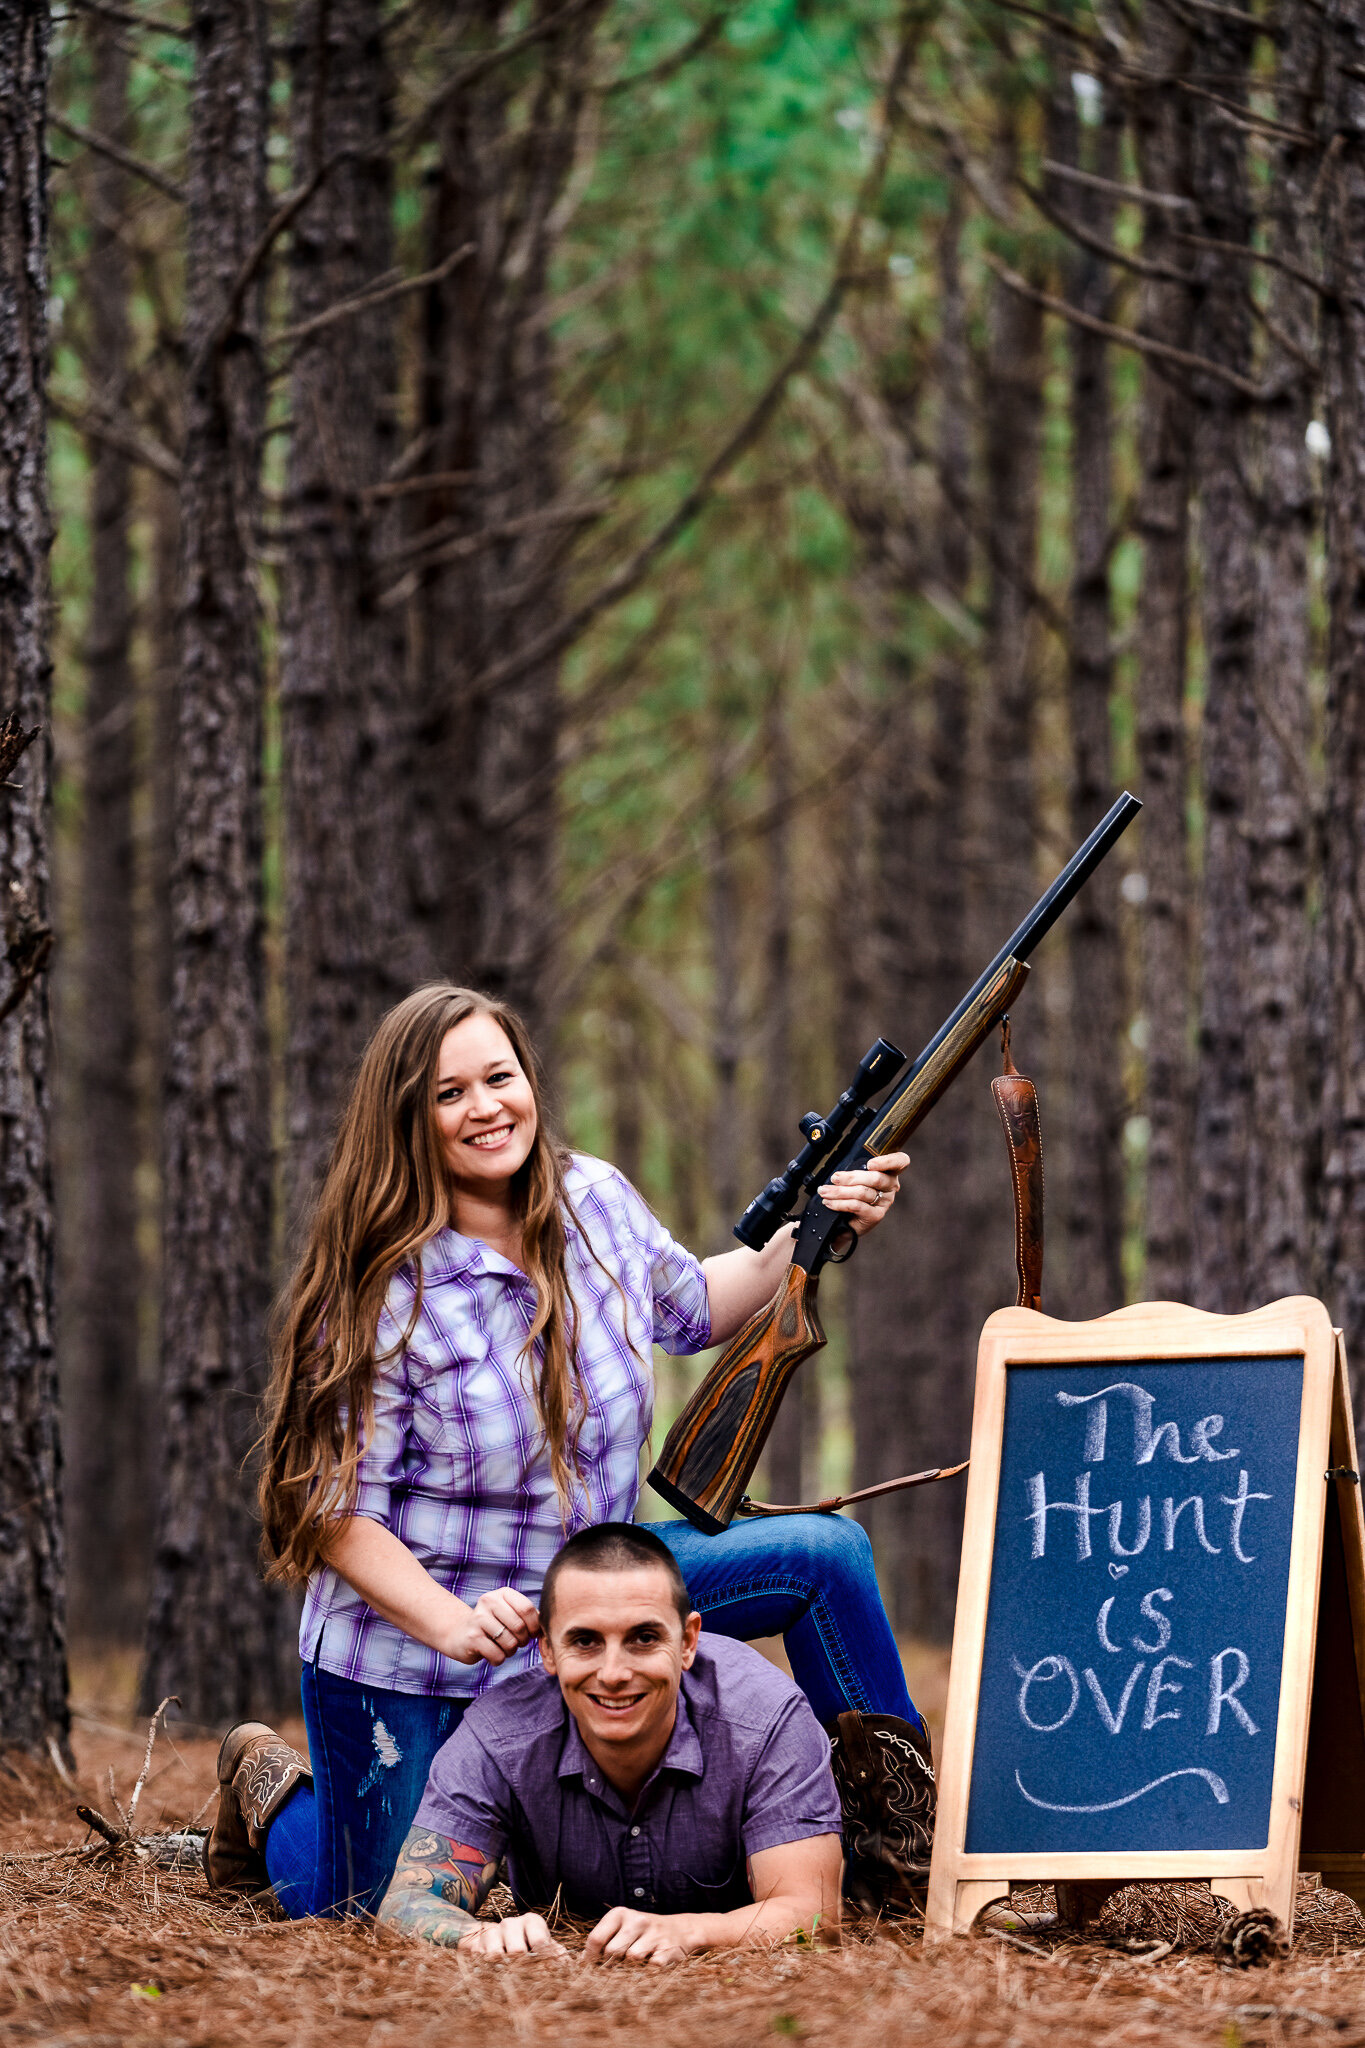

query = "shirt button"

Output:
[[630, 1826, 640, 1837], [634, 1887, 645, 1898]]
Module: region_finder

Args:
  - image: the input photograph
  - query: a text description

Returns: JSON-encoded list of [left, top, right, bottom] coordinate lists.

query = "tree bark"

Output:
[[1320, 0, 1365, 1421], [141, 0, 284, 1720], [1131, 15, 1196, 1302], [408, 2, 601, 1037], [1243, 5, 1320, 1302], [849, 196, 983, 1640], [1188, 10, 1258, 1315], [708, 781, 742, 1241], [976, 121, 1043, 957], [279, 0, 410, 1233], [757, 677, 808, 1505], [1049, 66, 1126, 1319], [0, 0, 68, 1756], [68, 10, 146, 1646]]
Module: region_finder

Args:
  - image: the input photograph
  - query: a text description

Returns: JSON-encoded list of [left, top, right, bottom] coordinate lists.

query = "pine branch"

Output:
[[270, 242, 475, 354], [48, 388, 182, 483], [1, 898, 54, 1026], [604, 7, 733, 93], [983, 250, 1277, 401], [374, 499, 611, 594], [64, 0, 189, 38], [360, 469, 477, 504], [1172, 226, 1328, 296], [194, 148, 357, 381], [397, 0, 603, 153], [48, 111, 185, 204], [463, 2, 933, 703], [0, 711, 39, 789], [1170, 75, 1318, 147], [1040, 158, 1194, 215], [1020, 176, 1194, 283]]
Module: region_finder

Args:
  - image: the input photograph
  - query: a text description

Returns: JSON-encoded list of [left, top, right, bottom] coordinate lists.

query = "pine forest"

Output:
[[2, 0, 1363, 1746]]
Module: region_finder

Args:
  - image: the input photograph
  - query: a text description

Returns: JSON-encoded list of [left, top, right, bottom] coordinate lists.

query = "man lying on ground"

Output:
[[376, 1521, 843, 1963]]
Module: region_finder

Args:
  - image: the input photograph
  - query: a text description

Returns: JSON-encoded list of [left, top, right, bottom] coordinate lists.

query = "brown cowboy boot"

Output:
[[825, 1712, 936, 1918], [203, 1722, 312, 1896]]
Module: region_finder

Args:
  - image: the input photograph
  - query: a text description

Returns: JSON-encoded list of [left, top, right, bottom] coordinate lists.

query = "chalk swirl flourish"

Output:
[[1014, 1767, 1230, 1813]]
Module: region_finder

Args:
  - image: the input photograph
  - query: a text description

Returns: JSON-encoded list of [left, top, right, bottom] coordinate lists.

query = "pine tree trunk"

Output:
[[68, 13, 146, 1646], [1189, 13, 1258, 1315], [140, 0, 283, 1720], [849, 198, 981, 1640], [0, 0, 68, 1756], [1320, 0, 1365, 1420], [409, 3, 600, 1035], [1243, 8, 1320, 1302], [977, 149, 1043, 955], [279, 0, 410, 1231], [1131, 22, 1195, 1302], [1050, 69, 1125, 1319], [708, 787, 742, 1239], [758, 679, 806, 1505]]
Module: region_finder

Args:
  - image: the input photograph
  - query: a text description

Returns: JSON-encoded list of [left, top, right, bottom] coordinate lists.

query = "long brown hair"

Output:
[[259, 984, 586, 1583]]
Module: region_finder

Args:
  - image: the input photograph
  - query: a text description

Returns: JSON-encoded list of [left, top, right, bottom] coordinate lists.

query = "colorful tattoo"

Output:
[[376, 1825, 500, 1946]]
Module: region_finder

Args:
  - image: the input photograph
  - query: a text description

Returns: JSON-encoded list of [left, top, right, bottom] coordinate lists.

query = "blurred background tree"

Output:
[[2, 0, 1350, 1736]]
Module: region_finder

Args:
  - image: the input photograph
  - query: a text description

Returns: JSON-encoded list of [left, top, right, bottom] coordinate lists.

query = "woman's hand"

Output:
[[816, 1151, 909, 1236], [445, 1586, 541, 1667]]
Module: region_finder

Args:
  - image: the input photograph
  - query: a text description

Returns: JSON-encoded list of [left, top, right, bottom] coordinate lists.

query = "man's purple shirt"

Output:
[[414, 1634, 843, 1919], [300, 1157, 713, 1697]]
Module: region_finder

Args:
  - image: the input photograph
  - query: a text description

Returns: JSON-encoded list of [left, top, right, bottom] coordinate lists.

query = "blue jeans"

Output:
[[264, 1512, 918, 1918], [646, 1513, 921, 1731], [264, 1666, 468, 1918]]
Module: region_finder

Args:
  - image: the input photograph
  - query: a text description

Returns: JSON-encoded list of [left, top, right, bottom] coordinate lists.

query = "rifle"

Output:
[[648, 790, 1142, 1533]]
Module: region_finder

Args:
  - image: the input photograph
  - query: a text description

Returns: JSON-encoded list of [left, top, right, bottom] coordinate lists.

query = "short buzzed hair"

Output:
[[540, 1522, 693, 1630]]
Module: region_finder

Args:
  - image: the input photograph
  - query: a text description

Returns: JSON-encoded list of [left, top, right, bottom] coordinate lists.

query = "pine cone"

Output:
[[1215, 1907, 1290, 1968]]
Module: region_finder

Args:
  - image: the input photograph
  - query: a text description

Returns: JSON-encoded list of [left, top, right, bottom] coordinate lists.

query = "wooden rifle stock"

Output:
[[649, 957, 1029, 1531], [647, 1263, 827, 1533]]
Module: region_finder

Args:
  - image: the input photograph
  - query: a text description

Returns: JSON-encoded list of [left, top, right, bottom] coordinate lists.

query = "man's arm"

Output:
[[376, 1825, 498, 1945], [377, 1825, 565, 1956], [583, 1832, 843, 1966]]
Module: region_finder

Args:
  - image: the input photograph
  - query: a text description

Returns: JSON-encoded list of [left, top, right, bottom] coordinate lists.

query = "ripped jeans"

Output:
[[263, 1510, 921, 1918]]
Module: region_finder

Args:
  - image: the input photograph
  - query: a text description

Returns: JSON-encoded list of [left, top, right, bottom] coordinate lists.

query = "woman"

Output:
[[210, 983, 924, 1917]]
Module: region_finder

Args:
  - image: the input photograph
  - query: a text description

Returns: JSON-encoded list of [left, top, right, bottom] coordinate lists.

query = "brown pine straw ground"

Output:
[[2, 1646, 1364, 2047]]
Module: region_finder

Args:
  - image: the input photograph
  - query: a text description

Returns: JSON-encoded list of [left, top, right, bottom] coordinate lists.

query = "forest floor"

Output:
[[3, 1645, 1365, 2048]]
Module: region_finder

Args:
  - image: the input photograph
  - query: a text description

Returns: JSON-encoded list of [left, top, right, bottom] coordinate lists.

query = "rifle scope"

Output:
[[733, 1036, 904, 1251], [732, 787, 1142, 1255]]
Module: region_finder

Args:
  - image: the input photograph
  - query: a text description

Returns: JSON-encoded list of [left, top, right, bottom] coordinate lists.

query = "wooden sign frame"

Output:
[[925, 1296, 1365, 1941]]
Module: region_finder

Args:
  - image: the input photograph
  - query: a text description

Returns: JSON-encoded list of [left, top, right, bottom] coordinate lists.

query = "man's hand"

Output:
[[580, 1837, 843, 1963], [456, 1913, 566, 1958], [583, 1906, 698, 1966]]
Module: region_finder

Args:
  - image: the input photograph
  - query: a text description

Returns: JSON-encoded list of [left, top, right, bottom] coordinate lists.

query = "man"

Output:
[[376, 1522, 844, 1962]]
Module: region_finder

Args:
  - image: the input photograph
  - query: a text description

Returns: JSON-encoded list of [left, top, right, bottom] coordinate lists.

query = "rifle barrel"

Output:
[[897, 790, 1141, 1094]]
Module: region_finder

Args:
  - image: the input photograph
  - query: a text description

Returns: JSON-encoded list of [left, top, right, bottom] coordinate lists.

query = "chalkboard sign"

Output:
[[926, 1298, 1365, 1941]]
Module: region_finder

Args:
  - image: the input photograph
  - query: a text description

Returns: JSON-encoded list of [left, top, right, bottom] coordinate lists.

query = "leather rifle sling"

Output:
[[990, 1015, 1043, 1312], [737, 1021, 1044, 1519]]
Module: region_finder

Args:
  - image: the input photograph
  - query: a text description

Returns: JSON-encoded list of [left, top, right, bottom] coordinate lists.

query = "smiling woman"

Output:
[[200, 982, 928, 1926]]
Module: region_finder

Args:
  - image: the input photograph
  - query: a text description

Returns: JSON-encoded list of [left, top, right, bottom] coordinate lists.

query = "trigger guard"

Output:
[[825, 1223, 858, 1265]]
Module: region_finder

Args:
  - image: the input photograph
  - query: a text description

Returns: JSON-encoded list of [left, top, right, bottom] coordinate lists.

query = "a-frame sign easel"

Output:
[[926, 1300, 1365, 1940], [1298, 1330, 1365, 1908]]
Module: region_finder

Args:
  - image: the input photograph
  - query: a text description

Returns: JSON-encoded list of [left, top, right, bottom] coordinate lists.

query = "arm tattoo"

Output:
[[376, 1826, 500, 1946]]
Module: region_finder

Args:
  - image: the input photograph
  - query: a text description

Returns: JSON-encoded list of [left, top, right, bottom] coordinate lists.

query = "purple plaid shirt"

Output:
[[415, 1634, 843, 1918], [300, 1156, 713, 1697]]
